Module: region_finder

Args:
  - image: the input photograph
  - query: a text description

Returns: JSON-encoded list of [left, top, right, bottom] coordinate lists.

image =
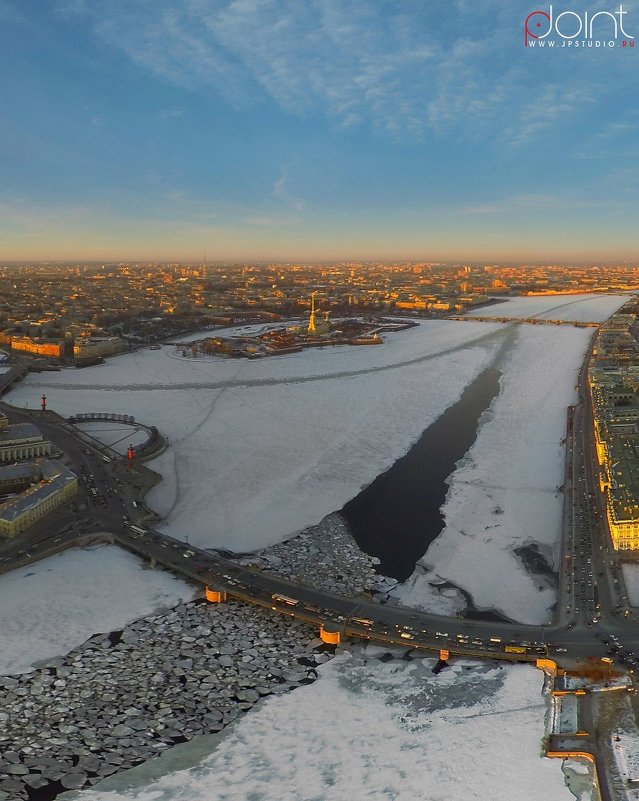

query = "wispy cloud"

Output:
[[0, 197, 96, 236], [157, 107, 184, 121], [461, 193, 620, 215], [506, 84, 597, 147], [273, 168, 303, 212], [243, 167, 305, 226], [56, 1, 496, 138], [54, 0, 639, 147]]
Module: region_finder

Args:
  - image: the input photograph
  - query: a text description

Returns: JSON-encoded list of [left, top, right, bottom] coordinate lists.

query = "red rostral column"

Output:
[[40, 394, 47, 414], [127, 444, 135, 469]]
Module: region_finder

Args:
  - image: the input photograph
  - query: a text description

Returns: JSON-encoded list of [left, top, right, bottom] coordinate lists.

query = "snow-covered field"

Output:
[[0, 546, 195, 675], [6, 321, 503, 551], [66, 650, 572, 801], [468, 293, 628, 322], [397, 324, 592, 624]]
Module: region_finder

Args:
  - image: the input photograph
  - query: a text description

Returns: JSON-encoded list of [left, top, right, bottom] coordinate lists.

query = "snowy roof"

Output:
[[0, 423, 45, 445], [0, 460, 77, 522], [0, 463, 35, 483]]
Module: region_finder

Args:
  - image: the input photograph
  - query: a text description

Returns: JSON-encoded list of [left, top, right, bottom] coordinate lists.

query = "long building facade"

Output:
[[589, 305, 639, 549]]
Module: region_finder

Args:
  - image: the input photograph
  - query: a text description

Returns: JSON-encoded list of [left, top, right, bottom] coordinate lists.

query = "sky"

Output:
[[1, 0, 638, 263]]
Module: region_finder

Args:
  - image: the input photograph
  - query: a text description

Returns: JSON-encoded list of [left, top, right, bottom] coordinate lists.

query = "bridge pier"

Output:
[[319, 623, 341, 645], [205, 587, 228, 603], [536, 658, 558, 676]]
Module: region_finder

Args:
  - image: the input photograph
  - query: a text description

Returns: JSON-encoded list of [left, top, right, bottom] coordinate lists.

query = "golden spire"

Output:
[[307, 291, 317, 335]]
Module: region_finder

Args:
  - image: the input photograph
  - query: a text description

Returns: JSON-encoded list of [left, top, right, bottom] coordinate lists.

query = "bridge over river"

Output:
[[0, 364, 28, 397], [450, 314, 600, 327]]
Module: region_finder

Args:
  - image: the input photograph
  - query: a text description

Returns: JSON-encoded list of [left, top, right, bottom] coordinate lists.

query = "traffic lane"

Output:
[[0, 520, 602, 665], [123, 540, 606, 661], [119, 523, 590, 637], [120, 548, 547, 655], [0, 518, 611, 659], [574, 417, 610, 623], [116, 531, 564, 649], [118, 532, 492, 623]]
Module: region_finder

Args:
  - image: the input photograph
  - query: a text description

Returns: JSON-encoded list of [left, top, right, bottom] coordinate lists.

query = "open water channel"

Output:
[[341, 364, 502, 582]]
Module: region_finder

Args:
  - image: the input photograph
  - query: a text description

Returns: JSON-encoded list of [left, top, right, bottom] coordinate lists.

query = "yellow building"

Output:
[[606, 495, 639, 550], [11, 336, 64, 358], [395, 300, 427, 310], [589, 308, 639, 550], [0, 460, 78, 537], [73, 336, 126, 360]]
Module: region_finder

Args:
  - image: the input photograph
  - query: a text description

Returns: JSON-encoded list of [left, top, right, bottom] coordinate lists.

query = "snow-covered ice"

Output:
[[69, 653, 572, 801], [557, 695, 578, 734], [6, 320, 503, 551], [468, 293, 629, 322], [0, 545, 195, 675], [391, 568, 467, 616], [4, 294, 629, 621], [395, 294, 629, 623], [75, 421, 149, 454], [2, 297, 624, 799], [397, 324, 592, 624], [612, 729, 639, 785], [392, 292, 632, 622]]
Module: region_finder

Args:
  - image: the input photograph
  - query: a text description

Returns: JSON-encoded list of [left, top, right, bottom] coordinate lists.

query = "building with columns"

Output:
[[0, 460, 78, 536], [0, 413, 52, 462]]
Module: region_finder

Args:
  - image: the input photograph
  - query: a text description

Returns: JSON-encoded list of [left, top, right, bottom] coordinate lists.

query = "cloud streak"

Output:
[[59, 0, 638, 147]]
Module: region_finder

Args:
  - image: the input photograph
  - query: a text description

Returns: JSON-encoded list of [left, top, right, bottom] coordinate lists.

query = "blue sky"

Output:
[[1, 0, 638, 262]]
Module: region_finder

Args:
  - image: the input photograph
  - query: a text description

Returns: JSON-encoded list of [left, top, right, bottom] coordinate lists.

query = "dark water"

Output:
[[514, 544, 556, 580], [341, 366, 502, 582]]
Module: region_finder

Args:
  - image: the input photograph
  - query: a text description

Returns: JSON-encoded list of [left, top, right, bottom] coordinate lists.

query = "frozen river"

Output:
[[4, 293, 630, 801]]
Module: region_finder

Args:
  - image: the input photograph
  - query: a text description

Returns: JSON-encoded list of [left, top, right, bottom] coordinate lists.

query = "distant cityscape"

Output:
[[1, 261, 639, 366]]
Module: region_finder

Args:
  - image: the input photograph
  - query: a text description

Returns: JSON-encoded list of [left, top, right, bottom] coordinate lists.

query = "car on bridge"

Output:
[[351, 617, 374, 627]]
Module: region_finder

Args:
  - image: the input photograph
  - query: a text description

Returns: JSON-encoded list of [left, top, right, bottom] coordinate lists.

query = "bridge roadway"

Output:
[[0, 363, 28, 396], [450, 315, 599, 328], [113, 524, 624, 663]]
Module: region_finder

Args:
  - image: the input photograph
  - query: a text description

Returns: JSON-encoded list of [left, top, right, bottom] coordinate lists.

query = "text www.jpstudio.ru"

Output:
[[527, 37, 633, 46]]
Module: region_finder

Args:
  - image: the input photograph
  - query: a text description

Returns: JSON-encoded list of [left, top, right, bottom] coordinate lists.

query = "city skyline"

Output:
[[2, 0, 639, 262]]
